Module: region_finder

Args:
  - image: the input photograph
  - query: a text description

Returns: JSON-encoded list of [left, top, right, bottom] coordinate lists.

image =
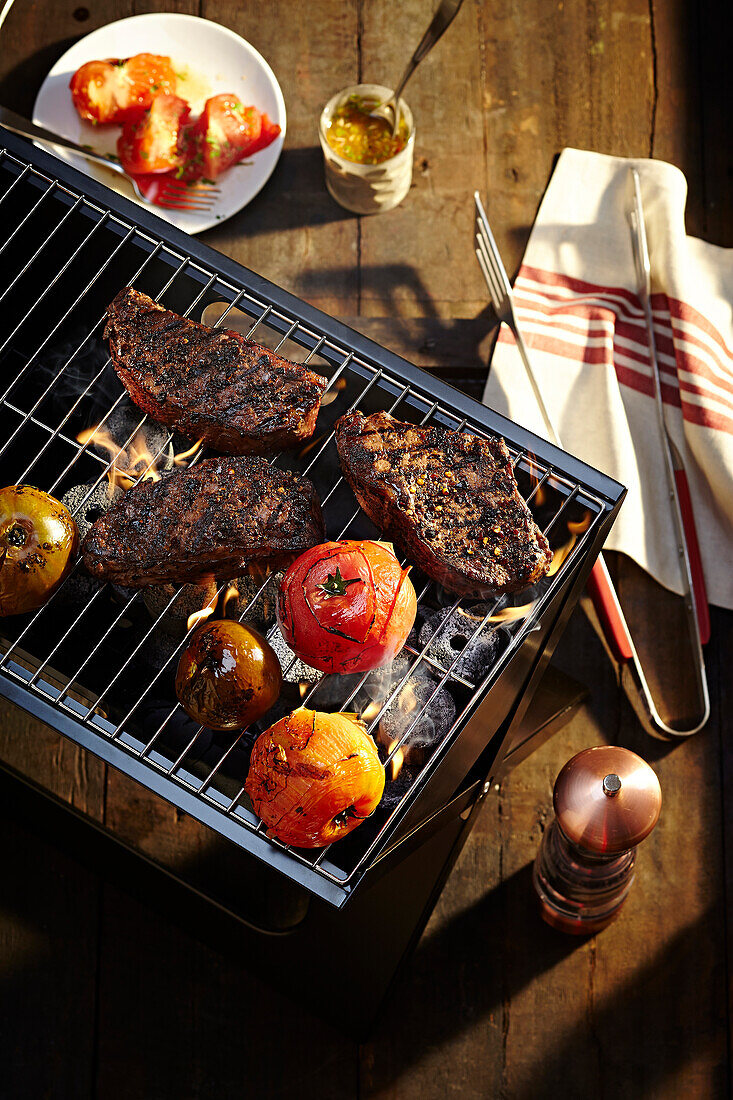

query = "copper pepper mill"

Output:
[[533, 746, 662, 934]]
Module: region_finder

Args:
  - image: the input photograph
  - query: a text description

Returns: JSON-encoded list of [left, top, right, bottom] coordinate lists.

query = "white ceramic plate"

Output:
[[33, 12, 286, 234]]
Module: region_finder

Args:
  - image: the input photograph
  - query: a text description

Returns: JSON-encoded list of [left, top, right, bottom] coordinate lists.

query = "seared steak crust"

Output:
[[81, 456, 325, 586], [335, 411, 552, 598], [105, 288, 327, 454]]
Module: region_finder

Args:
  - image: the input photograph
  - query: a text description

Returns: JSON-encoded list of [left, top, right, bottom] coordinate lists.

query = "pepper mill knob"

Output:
[[534, 746, 662, 934], [554, 746, 662, 854]]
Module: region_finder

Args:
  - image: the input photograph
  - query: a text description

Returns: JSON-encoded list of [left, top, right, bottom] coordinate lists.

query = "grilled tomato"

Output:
[[277, 540, 416, 674], [118, 93, 190, 175], [0, 486, 78, 616], [181, 94, 281, 180], [246, 708, 385, 847], [175, 619, 282, 731], [69, 54, 177, 125]]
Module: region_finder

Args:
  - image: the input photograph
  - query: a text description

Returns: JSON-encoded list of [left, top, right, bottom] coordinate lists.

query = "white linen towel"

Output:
[[483, 147, 733, 609]]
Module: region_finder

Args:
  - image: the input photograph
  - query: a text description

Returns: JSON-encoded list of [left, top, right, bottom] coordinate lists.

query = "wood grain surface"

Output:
[[0, 0, 731, 1097]]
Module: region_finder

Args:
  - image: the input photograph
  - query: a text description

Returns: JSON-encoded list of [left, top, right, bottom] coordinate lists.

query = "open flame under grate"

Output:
[[0, 134, 623, 906]]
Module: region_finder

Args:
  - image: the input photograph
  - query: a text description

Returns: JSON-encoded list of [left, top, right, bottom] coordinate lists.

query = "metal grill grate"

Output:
[[0, 136, 622, 906]]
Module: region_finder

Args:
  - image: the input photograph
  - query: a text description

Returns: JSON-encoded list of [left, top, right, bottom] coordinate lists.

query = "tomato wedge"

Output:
[[181, 94, 281, 180], [117, 94, 190, 175], [69, 53, 177, 125]]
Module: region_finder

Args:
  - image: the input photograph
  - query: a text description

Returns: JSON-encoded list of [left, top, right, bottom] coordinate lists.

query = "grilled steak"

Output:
[[81, 456, 325, 586], [105, 287, 327, 454], [335, 411, 552, 598]]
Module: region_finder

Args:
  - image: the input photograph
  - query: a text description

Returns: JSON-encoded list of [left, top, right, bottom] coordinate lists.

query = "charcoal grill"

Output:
[[0, 129, 625, 1031]]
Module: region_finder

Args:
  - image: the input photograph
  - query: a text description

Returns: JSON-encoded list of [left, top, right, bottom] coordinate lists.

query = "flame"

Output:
[[298, 681, 310, 700], [488, 602, 536, 624], [222, 582, 239, 616], [362, 700, 381, 724], [186, 600, 216, 632], [320, 378, 347, 407], [546, 510, 592, 577], [525, 452, 546, 507], [298, 431, 327, 459], [385, 736, 405, 781], [76, 423, 202, 497], [173, 438, 204, 465]]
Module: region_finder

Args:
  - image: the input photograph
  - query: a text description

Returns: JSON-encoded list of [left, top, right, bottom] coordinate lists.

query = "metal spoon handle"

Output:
[[393, 0, 466, 104]]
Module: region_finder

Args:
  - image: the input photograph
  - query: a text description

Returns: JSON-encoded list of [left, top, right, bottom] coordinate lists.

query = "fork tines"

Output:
[[474, 191, 514, 324], [155, 179, 221, 211], [157, 181, 220, 209]]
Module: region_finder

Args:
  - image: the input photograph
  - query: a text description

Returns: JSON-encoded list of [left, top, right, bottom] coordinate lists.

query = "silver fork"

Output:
[[0, 105, 220, 211], [474, 191, 558, 443]]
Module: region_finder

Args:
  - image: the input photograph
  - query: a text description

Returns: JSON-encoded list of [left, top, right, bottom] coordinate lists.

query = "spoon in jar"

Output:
[[370, 0, 466, 136]]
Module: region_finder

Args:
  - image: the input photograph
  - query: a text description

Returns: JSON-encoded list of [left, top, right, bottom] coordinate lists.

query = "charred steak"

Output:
[[82, 456, 325, 586], [335, 411, 552, 598], [105, 288, 327, 454]]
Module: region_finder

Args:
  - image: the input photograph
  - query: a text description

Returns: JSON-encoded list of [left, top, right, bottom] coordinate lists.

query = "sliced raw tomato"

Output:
[[117, 94, 190, 175], [182, 94, 281, 180], [69, 53, 177, 125], [246, 113, 281, 155]]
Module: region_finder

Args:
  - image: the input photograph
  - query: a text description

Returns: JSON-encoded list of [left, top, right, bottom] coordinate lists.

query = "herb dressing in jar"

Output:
[[319, 83, 415, 214]]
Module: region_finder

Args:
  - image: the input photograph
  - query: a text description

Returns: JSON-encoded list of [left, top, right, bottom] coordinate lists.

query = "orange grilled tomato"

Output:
[[246, 709, 385, 848], [175, 619, 282, 731], [117, 93, 190, 175], [0, 486, 78, 616], [277, 540, 416, 674], [69, 53, 177, 125]]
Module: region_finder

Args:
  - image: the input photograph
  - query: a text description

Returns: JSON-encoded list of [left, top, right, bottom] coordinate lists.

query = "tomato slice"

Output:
[[246, 113, 282, 155], [117, 94, 190, 175], [182, 94, 281, 180], [69, 54, 177, 125]]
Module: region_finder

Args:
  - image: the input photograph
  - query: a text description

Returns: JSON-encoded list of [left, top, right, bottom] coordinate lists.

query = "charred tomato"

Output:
[[277, 540, 416, 674], [0, 486, 78, 616], [175, 619, 282, 731], [246, 708, 385, 847]]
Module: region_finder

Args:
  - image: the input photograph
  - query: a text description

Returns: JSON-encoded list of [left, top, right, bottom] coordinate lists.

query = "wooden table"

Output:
[[0, 2, 731, 1096]]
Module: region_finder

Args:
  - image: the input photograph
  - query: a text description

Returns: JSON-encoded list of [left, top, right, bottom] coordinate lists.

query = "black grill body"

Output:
[[0, 129, 624, 1028]]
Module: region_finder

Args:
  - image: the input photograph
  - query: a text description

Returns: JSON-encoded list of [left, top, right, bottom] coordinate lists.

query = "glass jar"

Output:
[[319, 83, 415, 215]]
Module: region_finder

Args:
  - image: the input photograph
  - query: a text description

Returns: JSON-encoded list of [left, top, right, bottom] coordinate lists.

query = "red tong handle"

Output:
[[673, 468, 711, 644], [586, 557, 634, 662]]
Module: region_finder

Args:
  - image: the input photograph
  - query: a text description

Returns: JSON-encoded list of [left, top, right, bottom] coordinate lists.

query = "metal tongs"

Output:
[[474, 188, 710, 738]]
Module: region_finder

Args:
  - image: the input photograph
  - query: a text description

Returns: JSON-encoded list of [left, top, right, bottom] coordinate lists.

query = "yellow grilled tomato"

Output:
[[0, 486, 78, 616]]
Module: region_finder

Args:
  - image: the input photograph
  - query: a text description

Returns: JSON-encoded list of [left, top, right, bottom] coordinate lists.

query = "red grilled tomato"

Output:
[[175, 619, 282, 731], [246, 709, 385, 848], [69, 54, 177, 125], [277, 540, 416, 674], [0, 486, 78, 616], [183, 94, 281, 180], [117, 94, 190, 175]]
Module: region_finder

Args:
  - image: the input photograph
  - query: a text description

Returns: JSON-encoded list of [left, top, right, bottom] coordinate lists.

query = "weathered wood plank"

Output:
[[0, 1, 131, 116], [358, 0, 488, 317], [201, 0, 361, 317]]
